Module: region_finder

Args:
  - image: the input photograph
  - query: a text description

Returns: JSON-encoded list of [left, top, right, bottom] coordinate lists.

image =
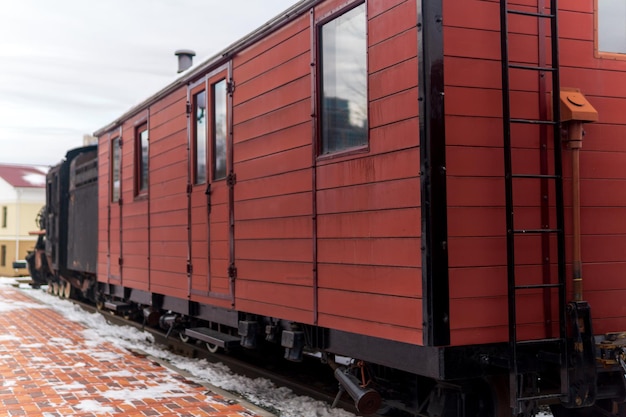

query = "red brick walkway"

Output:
[[0, 285, 270, 417]]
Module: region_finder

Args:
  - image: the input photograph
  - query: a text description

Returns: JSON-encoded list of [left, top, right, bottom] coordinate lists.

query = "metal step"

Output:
[[516, 337, 564, 346], [518, 393, 565, 402], [184, 327, 240, 349], [511, 173, 560, 180], [514, 283, 562, 290], [104, 300, 132, 312]]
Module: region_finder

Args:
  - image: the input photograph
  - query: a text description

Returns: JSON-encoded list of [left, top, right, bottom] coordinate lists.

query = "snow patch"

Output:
[[74, 399, 116, 413], [22, 172, 46, 186]]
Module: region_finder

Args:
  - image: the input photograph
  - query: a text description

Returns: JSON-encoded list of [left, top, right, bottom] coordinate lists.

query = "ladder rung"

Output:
[[511, 173, 560, 179], [517, 393, 564, 402], [514, 283, 562, 290], [516, 337, 564, 346], [508, 9, 555, 19], [509, 63, 556, 72], [511, 118, 558, 125], [512, 228, 560, 234]]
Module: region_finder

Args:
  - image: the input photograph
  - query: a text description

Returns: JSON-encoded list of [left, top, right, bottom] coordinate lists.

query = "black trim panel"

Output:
[[417, 0, 450, 346]]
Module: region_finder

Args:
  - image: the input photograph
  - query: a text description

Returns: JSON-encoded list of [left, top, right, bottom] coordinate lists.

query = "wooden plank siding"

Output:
[[87, 0, 626, 355], [443, 0, 554, 345], [95, 0, 425, 344], [444, 0, 626, 345], [232, 7, 315, 323], [314, 0, 422, 344], [231, 0, 424, 344], [147, 87, 189, 295]]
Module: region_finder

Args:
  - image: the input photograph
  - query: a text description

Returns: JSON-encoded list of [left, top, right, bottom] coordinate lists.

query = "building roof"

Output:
[[0, 164, 48, 188]]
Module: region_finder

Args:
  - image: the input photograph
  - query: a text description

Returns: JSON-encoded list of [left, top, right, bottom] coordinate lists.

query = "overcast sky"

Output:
[[0, 0, 298, 166]]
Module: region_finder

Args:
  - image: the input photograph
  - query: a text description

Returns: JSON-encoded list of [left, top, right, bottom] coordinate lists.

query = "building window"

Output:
[[1, 206, 6, 228], [0, 245, 5, 267], [319, 2, 368, 155], [194, 90, 207, 184], [212, 79, 227, 180], [597, 0, 626, 54], [135, 123, 149, 195], [111, 138, 121, 202]]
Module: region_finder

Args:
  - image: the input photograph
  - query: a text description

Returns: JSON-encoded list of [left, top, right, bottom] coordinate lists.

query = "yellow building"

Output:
[[0, 164, 47, 277]]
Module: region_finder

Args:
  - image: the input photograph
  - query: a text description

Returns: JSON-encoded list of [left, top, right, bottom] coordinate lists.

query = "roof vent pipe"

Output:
[[175, 49, 196, 73]]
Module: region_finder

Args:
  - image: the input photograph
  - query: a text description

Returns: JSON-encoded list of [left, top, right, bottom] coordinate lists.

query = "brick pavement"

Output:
[[0, 285, 270, 417]]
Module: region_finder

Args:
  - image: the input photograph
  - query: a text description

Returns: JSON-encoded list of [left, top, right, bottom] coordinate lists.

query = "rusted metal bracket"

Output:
[[564, 301, 597, 408]]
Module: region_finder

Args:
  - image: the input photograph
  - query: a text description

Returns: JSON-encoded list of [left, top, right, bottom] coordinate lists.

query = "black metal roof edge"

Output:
[[94, 0, 321, 137]]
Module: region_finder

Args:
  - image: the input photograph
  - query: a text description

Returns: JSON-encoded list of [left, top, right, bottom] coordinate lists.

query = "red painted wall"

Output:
[[96, 0, 626, 350], [444, 0, 626, 345]]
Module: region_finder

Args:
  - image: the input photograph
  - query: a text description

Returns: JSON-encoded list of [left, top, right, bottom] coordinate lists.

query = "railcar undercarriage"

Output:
[[23, 272, 626, 417]]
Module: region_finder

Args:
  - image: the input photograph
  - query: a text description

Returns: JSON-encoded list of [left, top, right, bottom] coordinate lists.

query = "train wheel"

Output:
[[206, 343, 219, 353], [63, 282, 72, 299], [52, 282, 60, 296], [179, 332, 190, 343]]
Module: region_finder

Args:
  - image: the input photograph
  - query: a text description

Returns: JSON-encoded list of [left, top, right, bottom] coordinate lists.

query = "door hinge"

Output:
[[118, 257, 123, 266], [226, 173, 237, 187], [186, 101, 191, 116], [227, 80, 235, 94], [205, 183, 212, 214], [186, 183, 192, 194], [187, 261, 193, 274], [228, 264, 237, 279]]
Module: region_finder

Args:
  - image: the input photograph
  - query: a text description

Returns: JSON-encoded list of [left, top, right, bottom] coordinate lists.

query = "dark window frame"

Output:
[[208, 71, 229, 181], [135, 123, 149, 197], [0, 245, 5, 267], [316, 0, 369, 158], [192, 86, 208, 185], [1, 206, 6, 228], [111, 137, 121, 203]]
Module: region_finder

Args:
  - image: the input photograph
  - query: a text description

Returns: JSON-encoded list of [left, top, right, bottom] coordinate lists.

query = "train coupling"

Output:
[[328, 358, 381, 415], [159, 312, 183, 338], [597, 332, 626, 372]]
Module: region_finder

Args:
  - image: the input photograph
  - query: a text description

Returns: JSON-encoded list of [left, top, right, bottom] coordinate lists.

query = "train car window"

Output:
[[319, 2, 368, 155], [194, 90, 207, 184], [597, 0, 626, 54], [1, 206, 6, 228], [135, 123, 149, 195], [111, 138, 121, 202], [212, 79, 227, 180], [0, 245, 5, 267]]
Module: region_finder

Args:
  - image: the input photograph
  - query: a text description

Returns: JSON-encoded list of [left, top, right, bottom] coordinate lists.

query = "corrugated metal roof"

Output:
[[0, 164, 48, 188]]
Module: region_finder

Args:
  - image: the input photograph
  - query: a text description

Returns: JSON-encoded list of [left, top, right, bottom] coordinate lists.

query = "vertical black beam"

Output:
[[418, 0, 450, 346]]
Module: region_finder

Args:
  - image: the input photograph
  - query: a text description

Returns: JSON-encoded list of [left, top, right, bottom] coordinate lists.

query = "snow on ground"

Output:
[[1, 277, 554, 416], [0, 277, 353, 417]]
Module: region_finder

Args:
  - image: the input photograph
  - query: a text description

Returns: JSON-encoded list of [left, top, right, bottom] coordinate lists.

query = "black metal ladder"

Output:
[[499, 0, 568, 413]]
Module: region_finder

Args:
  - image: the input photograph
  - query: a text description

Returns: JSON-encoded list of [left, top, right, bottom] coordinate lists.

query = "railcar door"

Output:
[[189, 64, 233, 305]]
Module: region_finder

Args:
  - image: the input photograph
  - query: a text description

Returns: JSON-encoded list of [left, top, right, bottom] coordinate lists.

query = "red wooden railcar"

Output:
[[93, 0, 626, 415]]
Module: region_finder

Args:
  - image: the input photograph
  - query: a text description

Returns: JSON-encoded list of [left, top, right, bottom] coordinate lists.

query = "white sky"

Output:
[[0, 0, 298, 166]]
